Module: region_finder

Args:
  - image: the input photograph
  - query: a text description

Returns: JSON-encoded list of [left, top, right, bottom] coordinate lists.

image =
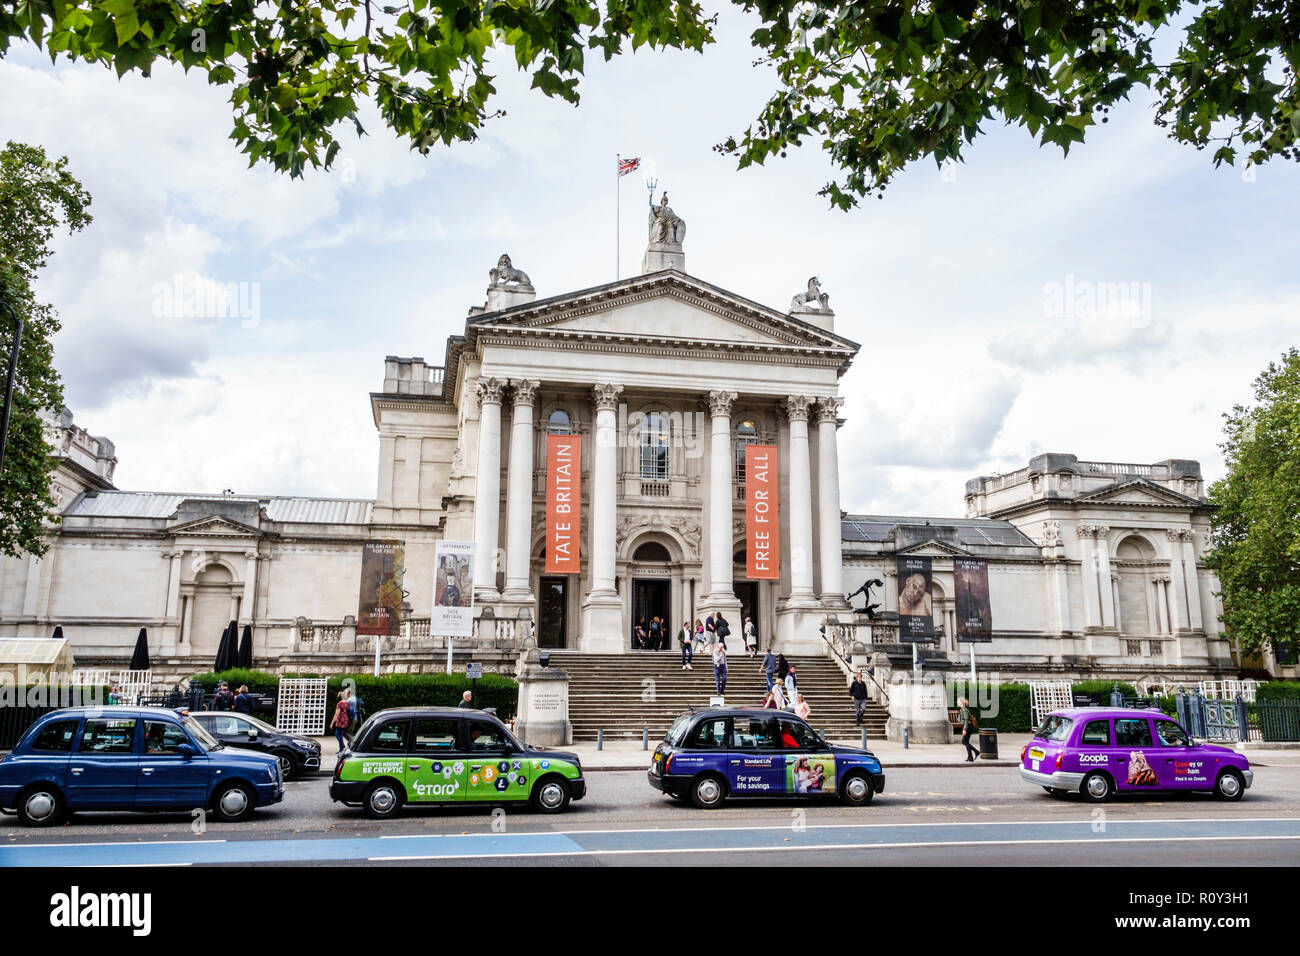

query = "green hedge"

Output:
[[190, 670, 519, 726], [1257, 681, 1300, 702], [951, 681, 1146, 733]]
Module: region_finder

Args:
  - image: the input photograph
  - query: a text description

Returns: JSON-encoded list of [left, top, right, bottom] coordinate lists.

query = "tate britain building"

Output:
[[0, 204, 1245, 680]]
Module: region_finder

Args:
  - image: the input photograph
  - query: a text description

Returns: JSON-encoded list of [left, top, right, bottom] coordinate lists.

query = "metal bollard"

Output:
[[861, 729, 868, 750], [903, 727, 909, 749], [596, 729, 603, 751], [642, 728, 649, 751]]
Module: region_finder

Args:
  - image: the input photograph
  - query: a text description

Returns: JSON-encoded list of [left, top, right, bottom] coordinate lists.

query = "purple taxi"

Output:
[[1019, 708, 1253, 803]]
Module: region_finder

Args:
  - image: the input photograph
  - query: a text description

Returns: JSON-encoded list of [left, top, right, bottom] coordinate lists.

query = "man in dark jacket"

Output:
[[850, 672, 869, 725], [212, 681, 235, 712]]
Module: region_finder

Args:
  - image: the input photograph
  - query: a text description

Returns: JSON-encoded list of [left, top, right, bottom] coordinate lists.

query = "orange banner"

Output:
[[745, 444, 779, 580], [545, 434, 581, 574]]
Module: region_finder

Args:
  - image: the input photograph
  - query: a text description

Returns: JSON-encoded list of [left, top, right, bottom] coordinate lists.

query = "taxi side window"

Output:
[[465, 720, 510, 752], [412, 719, 458, 753], [80, 719, 137, 754], [1079, 719, 1111, 746], [371, 720, 410, 753], [143, 720, 191, 755], [687, 717, 729, 749], [31, 719, 79, 753], [1114, 718, 1153, 747], [1154, 720, 1190, 747], [777, 719, 819, 750], [730, 717, 777, 749]]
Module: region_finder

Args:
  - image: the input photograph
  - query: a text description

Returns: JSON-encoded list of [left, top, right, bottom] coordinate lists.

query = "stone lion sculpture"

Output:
[[489, 253, 532, 288]]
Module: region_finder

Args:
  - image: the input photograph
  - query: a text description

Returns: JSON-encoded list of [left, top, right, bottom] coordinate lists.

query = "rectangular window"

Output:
[[371, 720, 410, 753], [412, 719, 458, 753], [1114, 718, 1153, 747], [688, 717, 729, 749], [776, 719, 820, 750], [465, 721, 511, 752], [730, 717, 777, 750], [1079, 719, 1111, 746], [143, 720, 192, 755], [79, 718, 136, 754], [31, 719, 79, 753]]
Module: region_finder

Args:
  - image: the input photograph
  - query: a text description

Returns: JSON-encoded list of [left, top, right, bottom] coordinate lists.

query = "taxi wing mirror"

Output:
[[177, 743, 196, 759], [248, 729, 259, 739]]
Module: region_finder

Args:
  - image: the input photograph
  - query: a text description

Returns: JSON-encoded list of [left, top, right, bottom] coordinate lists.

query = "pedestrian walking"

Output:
[[794, 693, 811, 721], [458, 690, 474, 708], [714, 611, 730, 648], [769, 680, 786, 710], [776, 653, 790, 682], [679, 620, 694, 670], [712, 641, 728, 696], [959, 697, 980, 761], [743, 616, 757, 657], [762, 649, 776, 691], [329, 691, 351, 751], [850, 672, 869, 725], [233, 684, 253, 714], [213, 680, 235, 711], [704, 612, 716, 648], [649, 616, 662, 651], [783, 664, 798, 712]]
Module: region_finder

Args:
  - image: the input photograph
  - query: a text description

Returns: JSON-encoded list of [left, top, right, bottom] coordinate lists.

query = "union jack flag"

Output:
[[618, 157, 640, 177]]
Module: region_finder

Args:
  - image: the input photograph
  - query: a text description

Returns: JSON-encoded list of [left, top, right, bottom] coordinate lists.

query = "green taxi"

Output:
[[330, 707, 586, 817]]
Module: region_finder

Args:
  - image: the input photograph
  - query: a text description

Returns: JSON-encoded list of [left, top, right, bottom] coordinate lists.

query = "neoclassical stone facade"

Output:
[[0, 219, 1259, 680]]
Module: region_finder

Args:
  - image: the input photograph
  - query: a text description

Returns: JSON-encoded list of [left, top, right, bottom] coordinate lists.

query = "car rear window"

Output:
[[31, 719, 79, 753], [1079, 719, 1111, 746], [665, 714, 692, 746], [1034, 715, 1073, 742], [687, 717, 729, 749], [370, 720, 410, 753]]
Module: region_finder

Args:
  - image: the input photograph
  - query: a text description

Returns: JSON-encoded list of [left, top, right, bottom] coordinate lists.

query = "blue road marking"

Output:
[[2, 818, 1296, 865]]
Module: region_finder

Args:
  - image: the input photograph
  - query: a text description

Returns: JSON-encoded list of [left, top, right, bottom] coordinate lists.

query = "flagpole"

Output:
[[616, 153, 621, 281]]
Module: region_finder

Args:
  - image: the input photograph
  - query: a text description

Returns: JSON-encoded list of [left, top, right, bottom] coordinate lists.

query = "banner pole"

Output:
[[970, 642, 976, 687], [616, 153, 620, 280]]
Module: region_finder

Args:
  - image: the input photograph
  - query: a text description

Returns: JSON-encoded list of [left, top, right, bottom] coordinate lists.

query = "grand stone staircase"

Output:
[[550, 650, 889, 742]]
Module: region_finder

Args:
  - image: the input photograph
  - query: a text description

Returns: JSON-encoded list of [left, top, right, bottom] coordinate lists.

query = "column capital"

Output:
[[707, 389, 737, 418], [476, 376, 507, 407], [244, 550, 260, 561], [510, 378, 540, 408], [161, 549, 183, 560], [814, 396, 845, 424], [1078, 524, 1108, 538], [1166, 527, 1191, 542], [782, 394, 815, 422], [592, 383, 624, 411]]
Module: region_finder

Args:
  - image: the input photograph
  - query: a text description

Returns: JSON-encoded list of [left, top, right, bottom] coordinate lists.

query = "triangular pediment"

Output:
[[1077, 479, 1202, 508], [897, 539, 970, 557], [470, 271, 858, 354], [166, 515, 262, 537]]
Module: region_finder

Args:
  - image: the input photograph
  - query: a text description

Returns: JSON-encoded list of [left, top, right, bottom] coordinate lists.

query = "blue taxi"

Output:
[[648, 707, 885, 808], [0, 706, 283, 826]]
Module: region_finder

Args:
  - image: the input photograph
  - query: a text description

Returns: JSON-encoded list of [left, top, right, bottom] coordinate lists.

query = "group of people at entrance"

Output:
[[759, 651, 811, 720]]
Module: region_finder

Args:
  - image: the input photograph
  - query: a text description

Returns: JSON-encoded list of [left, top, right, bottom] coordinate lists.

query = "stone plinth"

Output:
[[513, 656, 572, 747], [885, 673, 952, 744]]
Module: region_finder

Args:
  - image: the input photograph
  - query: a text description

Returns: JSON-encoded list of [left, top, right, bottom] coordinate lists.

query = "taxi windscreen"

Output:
[[665, 714, 693, 746], [1033, 715, 1074, 742]]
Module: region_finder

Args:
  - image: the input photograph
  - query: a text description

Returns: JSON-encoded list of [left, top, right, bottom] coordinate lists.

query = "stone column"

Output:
[[1111, 575, 1122, 632], [706, 389, 738, 603], [1182, 531, 1204, 631], [1077, 526, 1102, 629], [472, 377, 506, 599], [1154, 578, 1170, 634], [1166, 529, 1190, 631], [815, 397, 845, 602], [241, 551, 259, 624], [1094, 526, 1115, 628], [784, 395, 816, 598], [580, 384, 624, 650], [503, 378, 540, 601]]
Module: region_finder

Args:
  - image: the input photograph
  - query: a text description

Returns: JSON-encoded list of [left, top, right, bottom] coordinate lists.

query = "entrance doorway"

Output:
[[538, 577, 568, 648], [734, 581, 760, 644], [632, 579, 670, 649]]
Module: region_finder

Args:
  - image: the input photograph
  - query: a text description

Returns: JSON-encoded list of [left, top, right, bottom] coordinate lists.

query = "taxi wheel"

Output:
[[364, 780, 405, 819], [530, 777, 571, 813], [840, 773, 874, 806], [212, 782, 256, 822], [273, 750, 296, 780], [16, 785, 65, 827], [1214, 769, 1245, 802], [690, 773, 727, 809], [1081, 771, 1114, 803]]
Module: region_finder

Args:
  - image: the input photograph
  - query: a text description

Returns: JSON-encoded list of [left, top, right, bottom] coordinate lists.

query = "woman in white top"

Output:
[[743, 616, 757, 657], [712, 641, 728, 695]]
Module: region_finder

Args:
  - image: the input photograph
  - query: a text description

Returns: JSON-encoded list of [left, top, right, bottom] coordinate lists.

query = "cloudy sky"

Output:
[[2, 7, 1297, 517]]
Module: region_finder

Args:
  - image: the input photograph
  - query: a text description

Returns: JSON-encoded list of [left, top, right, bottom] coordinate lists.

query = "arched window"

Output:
[[546, 409, 571, 435], [633, 541, 672, 562], [639, 412, 670, 480], [735, 420, 758, 481]]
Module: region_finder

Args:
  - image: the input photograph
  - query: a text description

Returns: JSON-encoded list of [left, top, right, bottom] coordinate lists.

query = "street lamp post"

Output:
[[0, 293, 24, 475]]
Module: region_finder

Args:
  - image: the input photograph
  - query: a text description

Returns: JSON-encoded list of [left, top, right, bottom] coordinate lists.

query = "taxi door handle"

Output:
[[408, 765, 420, 770], [729, 760, 740, 765], [70, 767, 83, 775], [141, 768, 154, 775]]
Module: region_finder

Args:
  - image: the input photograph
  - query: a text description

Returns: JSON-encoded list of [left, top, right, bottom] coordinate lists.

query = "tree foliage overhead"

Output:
[[1207, 349, 1300, 660], [0, 0, 715, 177], [721, 0, 1300, 207], [0, 2, 1296, 196], [0, 141, 92, 559]]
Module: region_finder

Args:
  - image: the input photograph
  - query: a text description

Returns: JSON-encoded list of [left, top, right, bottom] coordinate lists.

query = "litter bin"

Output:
[[978, 728, 998, 760]]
